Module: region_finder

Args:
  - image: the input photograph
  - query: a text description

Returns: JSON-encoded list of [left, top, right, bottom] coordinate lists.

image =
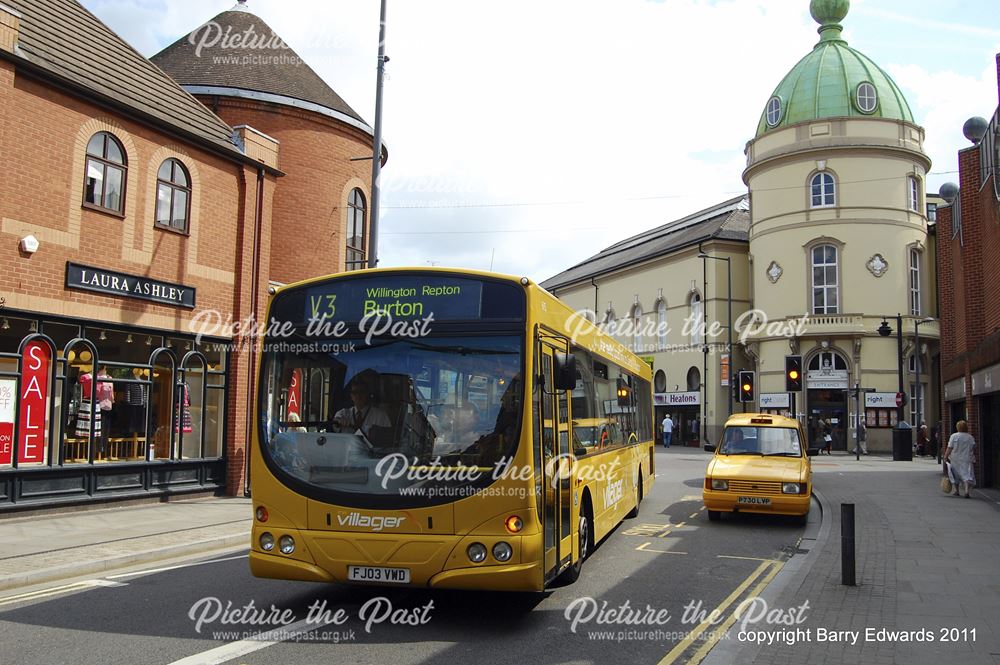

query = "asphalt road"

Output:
[[0, 448, 809, 665]]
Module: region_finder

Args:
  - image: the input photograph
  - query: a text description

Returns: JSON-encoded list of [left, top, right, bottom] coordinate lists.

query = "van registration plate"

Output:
[[737, 496, 772, 505]]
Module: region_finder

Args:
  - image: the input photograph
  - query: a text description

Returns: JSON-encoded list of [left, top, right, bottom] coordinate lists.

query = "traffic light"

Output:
[[785, 355, 803, 392], [738, 370, 755, 403], [616, 378, 631, 408]]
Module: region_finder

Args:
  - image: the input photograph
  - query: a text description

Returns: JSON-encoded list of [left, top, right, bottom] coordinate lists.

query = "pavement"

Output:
[[702, 451, 1000, 665], [0, 496, 252, 592], [1, 454, 999, 664]]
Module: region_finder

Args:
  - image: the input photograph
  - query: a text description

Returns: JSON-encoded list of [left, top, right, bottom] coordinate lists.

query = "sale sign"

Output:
[[17, 340, 51, 464], [287, 369, 302, 420], [0, 378, 15, 465]]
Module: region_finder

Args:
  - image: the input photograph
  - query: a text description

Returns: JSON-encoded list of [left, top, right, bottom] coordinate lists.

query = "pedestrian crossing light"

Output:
[[785, 355, 803, 392], [739, 370, 755, 403]]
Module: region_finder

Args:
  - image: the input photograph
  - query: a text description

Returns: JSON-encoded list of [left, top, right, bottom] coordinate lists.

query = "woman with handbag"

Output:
[[943, 420, 977, 498]]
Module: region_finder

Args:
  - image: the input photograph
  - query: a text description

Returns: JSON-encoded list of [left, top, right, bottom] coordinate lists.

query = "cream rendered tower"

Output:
[[743, 0, 938, 451]]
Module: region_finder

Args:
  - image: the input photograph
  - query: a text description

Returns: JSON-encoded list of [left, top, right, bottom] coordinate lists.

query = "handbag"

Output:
[[940, 475, 953, 494]]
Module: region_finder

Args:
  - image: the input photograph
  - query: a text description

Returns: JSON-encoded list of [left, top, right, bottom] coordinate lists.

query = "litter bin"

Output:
[[892, 423, 913, 461]]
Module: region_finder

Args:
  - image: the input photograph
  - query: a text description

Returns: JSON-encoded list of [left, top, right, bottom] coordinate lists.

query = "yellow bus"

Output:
[[249, 268, 654, 591]]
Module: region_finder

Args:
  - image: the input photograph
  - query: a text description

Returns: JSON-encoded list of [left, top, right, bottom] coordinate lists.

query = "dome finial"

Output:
[[810, 0, 849, 43], [233, 0, 250, 11]]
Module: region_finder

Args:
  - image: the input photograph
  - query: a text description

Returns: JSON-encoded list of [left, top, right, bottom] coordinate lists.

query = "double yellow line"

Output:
[[658, 559, 783, 665]]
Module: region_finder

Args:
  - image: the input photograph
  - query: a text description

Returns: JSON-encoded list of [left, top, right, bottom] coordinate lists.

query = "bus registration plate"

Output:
[[348, 565, 411, 584], [737, 496, 771, 505]]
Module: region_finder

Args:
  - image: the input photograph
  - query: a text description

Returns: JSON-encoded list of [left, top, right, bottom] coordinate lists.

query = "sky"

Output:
[[81, 0, 1000, 282]]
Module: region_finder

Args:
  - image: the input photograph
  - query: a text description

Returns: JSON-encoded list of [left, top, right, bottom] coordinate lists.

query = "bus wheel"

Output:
[[626, 473, 642, 519], [708, 510, 721, 522], [561, 506, 592, 584]]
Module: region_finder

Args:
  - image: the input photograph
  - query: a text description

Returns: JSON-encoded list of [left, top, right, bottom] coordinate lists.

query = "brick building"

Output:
[[935, 55, 1000, 489], [151, 1, 380, 283], [0, 0, 375, 510]]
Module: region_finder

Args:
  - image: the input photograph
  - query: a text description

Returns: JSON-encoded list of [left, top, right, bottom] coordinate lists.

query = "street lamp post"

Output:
[[914, 316, 935, 454], [698, 251, 733, 416], [878, 314, 909, 460]]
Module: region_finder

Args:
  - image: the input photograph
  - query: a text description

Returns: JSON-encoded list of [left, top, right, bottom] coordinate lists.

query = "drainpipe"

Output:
[[244, 167, 265, 497]]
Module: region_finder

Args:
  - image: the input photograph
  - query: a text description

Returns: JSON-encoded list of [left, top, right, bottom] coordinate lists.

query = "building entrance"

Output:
[[808, 389, 848, 452]]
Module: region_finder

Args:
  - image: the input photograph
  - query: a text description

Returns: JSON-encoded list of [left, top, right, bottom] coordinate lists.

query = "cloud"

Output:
[[80, 0, 1000, 280]]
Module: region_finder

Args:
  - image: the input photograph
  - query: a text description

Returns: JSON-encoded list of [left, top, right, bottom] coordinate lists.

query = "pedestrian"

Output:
[[917, 422, 930, 456], [821, 418, 833, 454], [661, 413, 674, 448], [943, 420, 977, 498], [853, 420, 868, 455]]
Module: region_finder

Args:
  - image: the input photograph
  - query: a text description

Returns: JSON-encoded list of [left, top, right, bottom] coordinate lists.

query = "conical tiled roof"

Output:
[[152, 5, 367, 126]]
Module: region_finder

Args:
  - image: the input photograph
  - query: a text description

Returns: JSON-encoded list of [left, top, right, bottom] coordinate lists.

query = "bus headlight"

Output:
[[279, 535, 295, 554], [467, 543, 487, 563], [492, 542, 513, 562], [711, 479, 729, 491], [255, 506, 269, 522], [259, 532, 275, 551]]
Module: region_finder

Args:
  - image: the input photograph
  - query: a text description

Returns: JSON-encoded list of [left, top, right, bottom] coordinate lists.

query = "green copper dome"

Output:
[[755, 0, 914, 137]]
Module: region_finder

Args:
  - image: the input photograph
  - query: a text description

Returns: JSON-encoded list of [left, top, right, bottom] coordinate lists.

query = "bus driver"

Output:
[[333, 375, 391, 443]]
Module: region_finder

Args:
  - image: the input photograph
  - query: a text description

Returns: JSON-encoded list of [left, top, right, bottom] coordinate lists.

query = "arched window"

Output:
[[811, 244, 839, 314], [808, 351, 848, 372], [908, 176, 920, 212], [156, 159, 191, 232], [656, 300, 668, 350], [632, 304, 642, 353], [84, 132, 127, 214], [909, 248, 921, 315], [686, 366, 701, 392], [346, 188, 367, 271], [654, 370, 667, 394], [689, 293, 703, 346], [810, 172, 836, 208]]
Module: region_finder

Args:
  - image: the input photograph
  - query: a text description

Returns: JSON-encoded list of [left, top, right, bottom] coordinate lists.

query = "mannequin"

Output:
[[95, 366, 114, 456], [75, 367, 101, 443], [126, 367, 148, 437]]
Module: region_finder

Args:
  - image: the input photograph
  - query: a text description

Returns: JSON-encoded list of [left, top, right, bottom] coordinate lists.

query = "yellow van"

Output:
[[702, 413, 813, 524]]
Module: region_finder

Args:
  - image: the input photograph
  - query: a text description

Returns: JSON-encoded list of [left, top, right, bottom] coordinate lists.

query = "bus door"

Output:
[[539, 340, 573, 582]]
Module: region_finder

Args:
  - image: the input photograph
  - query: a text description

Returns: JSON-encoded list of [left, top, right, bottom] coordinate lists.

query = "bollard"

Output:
[[841, 503, 856, 586]]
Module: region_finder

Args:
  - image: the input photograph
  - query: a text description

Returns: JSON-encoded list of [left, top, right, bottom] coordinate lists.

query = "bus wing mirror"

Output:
[[552, 352, 577, 391]]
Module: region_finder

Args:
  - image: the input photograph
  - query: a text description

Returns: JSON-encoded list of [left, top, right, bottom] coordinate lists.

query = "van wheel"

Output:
[[708, 510, 721, 522], [560, 507, 592, 584]]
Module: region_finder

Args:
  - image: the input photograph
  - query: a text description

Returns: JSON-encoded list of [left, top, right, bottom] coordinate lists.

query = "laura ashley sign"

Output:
[[66, 263, 196, 309]]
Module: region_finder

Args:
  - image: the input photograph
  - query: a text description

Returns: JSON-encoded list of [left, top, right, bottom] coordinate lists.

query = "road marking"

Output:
[[689, 512, 700, 519], [622, 523, 671, 537], [0, 579, 128, 607], [687, 561, 783, 663], [716, 555, 781, 562], [657, 560, 775, 665], [107, 553, 248, 580], [166, 617, 319, 665], [636, 542, 687, 555]]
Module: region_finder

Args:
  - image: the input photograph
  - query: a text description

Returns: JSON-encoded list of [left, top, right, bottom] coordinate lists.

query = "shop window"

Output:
[[84, 132, 127, 214], [149, 351, 176, 460], [156, 158, 191, 233], [180, 354, 205, 459], [0, 317, 35, 354], [810, 172, 836, 208], [346, 188, 367, 271], [63, 341, 102, 463], [204, 387, 224, 458]]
